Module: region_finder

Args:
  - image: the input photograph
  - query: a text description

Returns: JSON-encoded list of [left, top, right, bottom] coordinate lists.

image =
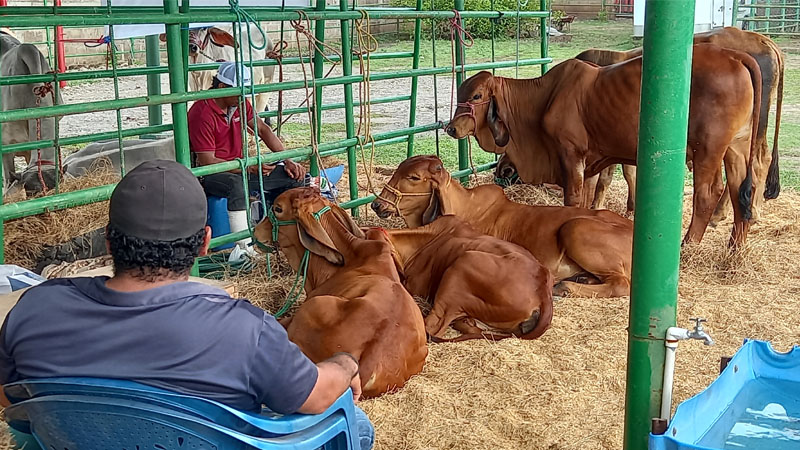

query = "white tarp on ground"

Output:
[[101, 0, 310, 39]]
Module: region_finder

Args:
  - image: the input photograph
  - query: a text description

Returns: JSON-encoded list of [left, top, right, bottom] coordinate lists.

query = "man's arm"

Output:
[[297, 352, 361, 415]]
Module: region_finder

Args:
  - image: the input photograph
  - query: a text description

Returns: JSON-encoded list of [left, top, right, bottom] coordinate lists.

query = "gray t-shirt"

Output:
[[0, 277, 318, 414]]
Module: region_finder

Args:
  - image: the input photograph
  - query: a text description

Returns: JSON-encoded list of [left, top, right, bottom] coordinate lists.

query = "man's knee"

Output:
[[354, 406, 374, 450]]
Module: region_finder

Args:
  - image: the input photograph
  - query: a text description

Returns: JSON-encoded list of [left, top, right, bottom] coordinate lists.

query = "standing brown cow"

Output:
[[253, 188, 427, 399], [447, 43, 761, 247], [576, 27, 784, 223]]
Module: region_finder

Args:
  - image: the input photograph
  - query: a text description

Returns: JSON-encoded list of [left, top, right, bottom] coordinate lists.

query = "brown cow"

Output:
[[446, 43, 762, 247], [253, 187, 427, 398], [363, 215, 553, 342], [576, 27, 784, 223], [371, 155, 634, 298]]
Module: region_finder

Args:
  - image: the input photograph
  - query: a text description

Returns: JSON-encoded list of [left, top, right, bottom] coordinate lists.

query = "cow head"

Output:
[[254, 187, 363, 267], [159, 27, 235, 61], [445, 71, 509, 148], [371, 155, 451, 228]]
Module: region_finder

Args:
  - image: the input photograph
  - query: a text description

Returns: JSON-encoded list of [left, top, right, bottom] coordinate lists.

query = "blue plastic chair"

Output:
[[4, 377, 359, 450], [207, 196, 235, 251]]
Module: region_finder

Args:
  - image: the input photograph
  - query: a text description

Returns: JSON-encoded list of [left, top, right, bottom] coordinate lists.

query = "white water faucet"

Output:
[[661, 318, 714, 421]]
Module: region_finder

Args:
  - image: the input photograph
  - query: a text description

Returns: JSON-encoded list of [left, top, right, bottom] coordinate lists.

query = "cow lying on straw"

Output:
[[372, 155, 633, 298], [364, 214, 553, 342], [253, 187, 427, 399]]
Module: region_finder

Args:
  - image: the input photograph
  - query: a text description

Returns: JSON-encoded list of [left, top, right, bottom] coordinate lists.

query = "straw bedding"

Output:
[[2, 167, 799, 450]]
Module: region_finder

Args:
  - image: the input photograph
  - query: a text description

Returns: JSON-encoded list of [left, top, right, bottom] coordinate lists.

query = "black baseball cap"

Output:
[[109, 160, 207, 241]]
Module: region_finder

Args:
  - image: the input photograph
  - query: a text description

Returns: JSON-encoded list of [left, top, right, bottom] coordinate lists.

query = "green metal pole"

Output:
[[622, 0, 694, 449], [164, 0, 191, 167], [454, 0, 468, 183], [311, 0, 326, 177], [180, 0, 190, 88], [406, 0, 423, 158], [145, 34, 163, 126], [540, 0, 549, 74], [339, 0, 358, 216]]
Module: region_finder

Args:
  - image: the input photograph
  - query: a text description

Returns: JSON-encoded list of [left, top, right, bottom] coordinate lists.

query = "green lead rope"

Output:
[[268, 205, 331, 318]]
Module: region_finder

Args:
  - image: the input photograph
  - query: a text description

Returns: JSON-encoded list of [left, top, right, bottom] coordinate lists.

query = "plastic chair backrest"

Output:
[[5, 394, 349, 450], [207, 196, 235, 251], [4, 378, 359, 450]]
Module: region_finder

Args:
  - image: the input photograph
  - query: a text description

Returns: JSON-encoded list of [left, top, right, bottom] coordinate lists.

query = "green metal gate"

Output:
[[734, 0, 800, 35]]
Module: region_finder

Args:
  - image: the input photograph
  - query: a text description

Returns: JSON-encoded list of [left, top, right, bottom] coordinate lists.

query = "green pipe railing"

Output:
[[0, 3, 550, 265], [0, 58, 551, 123]]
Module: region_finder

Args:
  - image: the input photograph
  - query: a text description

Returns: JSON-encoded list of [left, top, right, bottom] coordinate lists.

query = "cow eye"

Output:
[[407, 175, 421, 181], [273, 205, 283, 214], [472, 94, 482, 100]]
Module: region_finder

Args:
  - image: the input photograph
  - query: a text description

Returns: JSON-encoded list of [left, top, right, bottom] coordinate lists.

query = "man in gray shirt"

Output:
[[0, 160, 373, 449]]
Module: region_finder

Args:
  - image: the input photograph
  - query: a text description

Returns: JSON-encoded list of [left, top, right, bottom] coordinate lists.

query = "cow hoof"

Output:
[[553, 282, 571, 298]]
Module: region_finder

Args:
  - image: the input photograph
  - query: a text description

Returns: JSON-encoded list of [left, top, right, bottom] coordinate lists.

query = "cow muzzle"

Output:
[[371, 199, 394, 219]]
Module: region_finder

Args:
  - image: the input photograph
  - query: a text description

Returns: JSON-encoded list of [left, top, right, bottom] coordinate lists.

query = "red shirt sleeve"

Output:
[[188, 102, 216, 153]]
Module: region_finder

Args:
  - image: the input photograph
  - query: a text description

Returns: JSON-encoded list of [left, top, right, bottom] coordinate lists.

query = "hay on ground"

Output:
[[3, 159, 120, 269], [219, 178, 800, 450]]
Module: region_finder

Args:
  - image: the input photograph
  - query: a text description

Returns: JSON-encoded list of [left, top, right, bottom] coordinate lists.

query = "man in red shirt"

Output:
[[188, 62, 306, 250]]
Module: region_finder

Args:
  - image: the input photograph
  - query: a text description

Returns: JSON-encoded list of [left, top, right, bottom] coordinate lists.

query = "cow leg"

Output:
[[451, 318, 484, 335], [582, 173, 599, 209], [622, 164, 636, 213], [684, 155, 725, 245], [423, 300, 463, 339], [751, 137, 770, 221], [592, 166, 614, 210], [723, 141, 752, 248], [553, 218, 632, 298], [709, 184, 731, 227], [562, 160, 586, 207]]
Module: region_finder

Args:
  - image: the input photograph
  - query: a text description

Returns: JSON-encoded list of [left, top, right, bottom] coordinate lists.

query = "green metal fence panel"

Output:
[[0, 3, 551, 265], [733, 0, 800, 36]]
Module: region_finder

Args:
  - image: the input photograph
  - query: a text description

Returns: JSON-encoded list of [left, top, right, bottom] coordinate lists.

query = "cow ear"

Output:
[[296, 211, 343, 265], [208, 27, 236, 48], [158, 33, 167, 42], [330, 204, 364, 239], [422, 190, 440, 225], [487, 96, 510, 147], [428, 161, 450, 187]]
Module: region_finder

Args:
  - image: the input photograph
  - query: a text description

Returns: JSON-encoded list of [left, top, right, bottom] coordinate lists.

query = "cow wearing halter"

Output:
[[253, 187, 427, 398], [576, 27, 784, 224], [447, 43, 762, 247], [372, 155, 634, 298], [363, 214, 553, 342], [160, 25, 276, 115]]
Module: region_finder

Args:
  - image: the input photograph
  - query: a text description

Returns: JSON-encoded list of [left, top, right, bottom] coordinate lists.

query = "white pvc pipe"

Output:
[[661, 327, 690, 420]]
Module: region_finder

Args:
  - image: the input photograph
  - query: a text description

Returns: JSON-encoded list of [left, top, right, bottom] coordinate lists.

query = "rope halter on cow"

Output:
[[261, 204, 331, 318], [451, 98, 491, 137], [376, 184, 432, 212]]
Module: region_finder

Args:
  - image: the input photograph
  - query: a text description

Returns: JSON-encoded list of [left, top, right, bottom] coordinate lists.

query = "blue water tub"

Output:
[[650, 339, 800, 450]]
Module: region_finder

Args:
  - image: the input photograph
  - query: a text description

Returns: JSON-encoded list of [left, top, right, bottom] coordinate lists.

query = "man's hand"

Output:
[[350, 372, 362, 402], [260, 163, 277, 176], [284, 160, 306, 180]]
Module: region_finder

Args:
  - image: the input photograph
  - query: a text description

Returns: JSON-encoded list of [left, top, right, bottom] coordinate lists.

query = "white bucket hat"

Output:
[[216, 62, 252, 88]]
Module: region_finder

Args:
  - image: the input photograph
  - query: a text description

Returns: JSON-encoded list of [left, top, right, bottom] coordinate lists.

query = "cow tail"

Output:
[[521, 270, 554, 340], [765, 38, 783, 200], [738, 52, 762, 222]]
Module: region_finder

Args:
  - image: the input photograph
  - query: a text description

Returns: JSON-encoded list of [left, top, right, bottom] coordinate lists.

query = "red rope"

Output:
[[265, 40, 288, 131], [448, 10, 474, 120], [32, 78, 63, 193]]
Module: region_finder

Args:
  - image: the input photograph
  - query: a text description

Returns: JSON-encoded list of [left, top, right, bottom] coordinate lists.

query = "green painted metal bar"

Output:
[[0, 10, 551, 27], [2, 125, 173, 155], [163, 0, 191, 167], [180, 0, 190, 89], [622, 0, 694, 448], [406, 0, 423, 158], [311, 0, 326, 177], [0, 122, 442, 222], [145, 35, 163, 126], [540, 0, 549, 74], [0, 52, 415, 86], [0, 95, 412, 154], [1, 58, 552, 123], [454, 0, 468, 184], [339, 0, 359, 215], [0, 43, 5, 264]]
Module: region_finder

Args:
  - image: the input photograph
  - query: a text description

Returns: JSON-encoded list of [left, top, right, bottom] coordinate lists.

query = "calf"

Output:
[[364, 215, 553, 342], [253, 187, 426, 398], [372, 155, 634, 298]]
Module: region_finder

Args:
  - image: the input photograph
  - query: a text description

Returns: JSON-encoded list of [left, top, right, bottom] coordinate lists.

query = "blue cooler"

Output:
[[206, 196, 235, 251]]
